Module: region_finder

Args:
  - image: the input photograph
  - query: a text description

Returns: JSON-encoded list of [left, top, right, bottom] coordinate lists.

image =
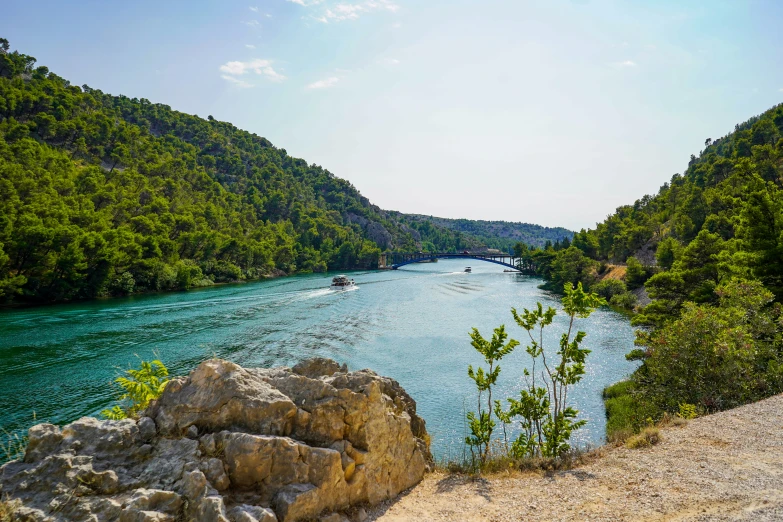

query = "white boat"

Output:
[[330, 275, 356, 289], [464, 267, 472, 273]]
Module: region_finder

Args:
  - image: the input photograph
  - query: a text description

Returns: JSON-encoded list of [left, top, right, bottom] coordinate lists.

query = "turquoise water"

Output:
[[0, 259, 638, 458]]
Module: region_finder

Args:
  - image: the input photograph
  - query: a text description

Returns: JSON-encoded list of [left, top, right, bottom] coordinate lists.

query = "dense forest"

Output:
[[0, 39, 562, 305], [511, 101, 783, 434]]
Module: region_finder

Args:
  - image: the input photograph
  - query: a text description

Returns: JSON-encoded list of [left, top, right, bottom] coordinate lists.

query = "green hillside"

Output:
[[539, 103, 783, 434], [0, 39, 564, 304], [576, 103, 783, 323]]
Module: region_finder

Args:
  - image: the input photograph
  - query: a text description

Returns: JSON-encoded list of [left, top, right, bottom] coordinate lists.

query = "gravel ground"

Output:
[[368, 394, 783, 521]]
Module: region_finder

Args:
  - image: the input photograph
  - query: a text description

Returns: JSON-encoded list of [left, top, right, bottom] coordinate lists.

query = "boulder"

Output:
[[0, 358, 431, 522]]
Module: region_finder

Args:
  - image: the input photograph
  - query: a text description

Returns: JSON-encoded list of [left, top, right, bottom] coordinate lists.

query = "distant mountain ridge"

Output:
[[397, 214, 573, 251]]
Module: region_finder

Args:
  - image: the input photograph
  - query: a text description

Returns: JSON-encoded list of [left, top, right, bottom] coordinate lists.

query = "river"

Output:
[[0, 259, 638, 459]]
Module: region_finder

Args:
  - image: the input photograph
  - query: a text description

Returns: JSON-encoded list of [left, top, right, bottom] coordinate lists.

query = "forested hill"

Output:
[[567, 103, 783, 324], [396, 214, 573, 251], [518, 101, 783, 320], [0, 39, 561, 304]]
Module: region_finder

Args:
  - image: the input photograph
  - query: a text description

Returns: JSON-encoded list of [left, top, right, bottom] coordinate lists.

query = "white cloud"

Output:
[[612, 60, 637, 68], [313, 0, 399, 22], [378, 57, 400, 66], [266, 13, 272, 17], [287, 0, 324, 5], [219, 59, 286, 82], [221, 75, 253, 88], [308, 77, 339, 89], [779, 88, 783, 92], [245, 44, 256, 49], [249, 6, 258, 11], [242, 19, 260, 26]]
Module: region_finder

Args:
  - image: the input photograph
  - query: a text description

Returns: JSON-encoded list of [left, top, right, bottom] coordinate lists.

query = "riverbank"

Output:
[[368, 392, 783, 521]]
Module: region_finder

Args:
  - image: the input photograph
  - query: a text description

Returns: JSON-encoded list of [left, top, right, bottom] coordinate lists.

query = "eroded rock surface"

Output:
[[0, 359, 431, 522]]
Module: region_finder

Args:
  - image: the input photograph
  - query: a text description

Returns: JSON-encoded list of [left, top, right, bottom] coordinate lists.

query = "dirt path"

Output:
[[369, 394, 783, 521]]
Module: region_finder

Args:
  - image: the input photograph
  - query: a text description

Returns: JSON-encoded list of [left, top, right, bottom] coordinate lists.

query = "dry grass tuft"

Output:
[[0, 498, 20, 522], [625, 427, 662, 449]]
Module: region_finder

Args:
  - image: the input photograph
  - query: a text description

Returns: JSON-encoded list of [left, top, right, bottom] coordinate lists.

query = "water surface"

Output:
[[0, 260, 638, 458]]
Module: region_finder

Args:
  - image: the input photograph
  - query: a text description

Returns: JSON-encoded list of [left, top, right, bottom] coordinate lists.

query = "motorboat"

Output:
[[464, 267, 472, 273], [330, 275, 356, 289]]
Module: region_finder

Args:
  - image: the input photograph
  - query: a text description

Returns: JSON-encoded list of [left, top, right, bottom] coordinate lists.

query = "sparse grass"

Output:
[[437, 442, 600, 476], [625, 427, 661, 449], [0, 429, 27, 464]]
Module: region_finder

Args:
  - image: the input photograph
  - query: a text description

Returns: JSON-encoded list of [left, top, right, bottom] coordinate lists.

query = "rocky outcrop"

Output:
[[0, 358, 431, 522]]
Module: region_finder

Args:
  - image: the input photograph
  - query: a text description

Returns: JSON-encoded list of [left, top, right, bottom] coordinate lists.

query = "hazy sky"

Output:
[[3, 1, 783, 230]]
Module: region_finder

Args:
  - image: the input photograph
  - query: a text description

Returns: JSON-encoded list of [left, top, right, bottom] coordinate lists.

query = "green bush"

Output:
[[592, 278, 627, 300], [635, 279, 783, 414], [609, 291, 637, 310], [625, 256, 654, 289]]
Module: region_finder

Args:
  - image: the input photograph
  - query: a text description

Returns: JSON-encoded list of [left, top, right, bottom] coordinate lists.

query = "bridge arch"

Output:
[[388, 253, 521, 271]]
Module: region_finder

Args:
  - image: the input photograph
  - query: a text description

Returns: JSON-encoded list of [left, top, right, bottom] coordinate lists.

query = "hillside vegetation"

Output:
[[509, 101, 783, 435], [0, 39, 559, 305]]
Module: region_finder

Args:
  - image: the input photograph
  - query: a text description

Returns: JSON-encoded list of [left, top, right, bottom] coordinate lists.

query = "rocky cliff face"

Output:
[[0, 358, 431, 522]]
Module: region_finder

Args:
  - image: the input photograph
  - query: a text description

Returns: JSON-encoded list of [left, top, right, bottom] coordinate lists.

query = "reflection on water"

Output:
[[0, 259, 638, 458]]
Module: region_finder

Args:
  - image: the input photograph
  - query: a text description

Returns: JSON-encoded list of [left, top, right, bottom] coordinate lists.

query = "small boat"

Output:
[[330, 275, 356, 289], [464, 267, 472, 273]]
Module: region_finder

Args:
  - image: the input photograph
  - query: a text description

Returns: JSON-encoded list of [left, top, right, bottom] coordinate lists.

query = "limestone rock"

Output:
[[0, 358, 431, 522]]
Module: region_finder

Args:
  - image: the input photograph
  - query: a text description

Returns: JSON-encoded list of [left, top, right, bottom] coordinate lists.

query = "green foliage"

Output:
[[512, 243, 597, 293], [609, 291, 637, 310], [678, 403, 698, 420], [501, 283, 605, 459], [101, 359, 170, 419], [591, 278, 627, 300], [464, 284, 604, 470], [569, 100, 783, 441], [465, 325, 519, 465], [624, 256, 654, 290], [655, 237, 682, 270], [633, 279, 783, 414]]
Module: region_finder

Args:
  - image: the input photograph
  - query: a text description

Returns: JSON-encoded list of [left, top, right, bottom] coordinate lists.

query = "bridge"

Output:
[[380, 252, 522, 271]]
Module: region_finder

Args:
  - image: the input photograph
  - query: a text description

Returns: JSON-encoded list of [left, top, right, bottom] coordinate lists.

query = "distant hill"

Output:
[[395, 214, 573, 251]]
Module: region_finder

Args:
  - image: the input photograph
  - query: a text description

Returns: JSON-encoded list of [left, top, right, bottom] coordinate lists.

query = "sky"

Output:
[[3, 0, 783, 231]]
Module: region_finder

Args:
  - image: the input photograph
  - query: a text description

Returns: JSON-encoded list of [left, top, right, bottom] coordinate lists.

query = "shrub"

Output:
[[503, 283, 605, 459], [625, 256, 654, 289], [635, 279, 783, 414], [625, 427, 661, 449], [592, 278, 627, 300], [464, 283, 605, 470], [602, 380, 661, 441], [678, 403, 698, 420], [465, 325, 518, 465], [609, 291, 637, 310], [101, 359, 170, 420]]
